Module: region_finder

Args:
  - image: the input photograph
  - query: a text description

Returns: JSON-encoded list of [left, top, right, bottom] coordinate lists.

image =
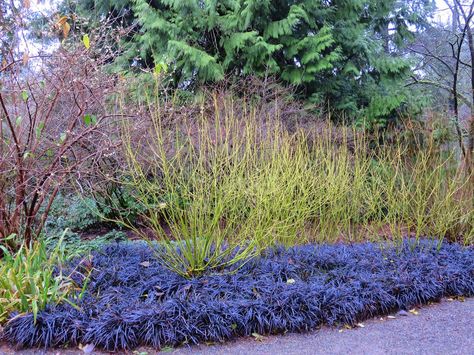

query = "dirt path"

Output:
[[1, 298, 473, 355]]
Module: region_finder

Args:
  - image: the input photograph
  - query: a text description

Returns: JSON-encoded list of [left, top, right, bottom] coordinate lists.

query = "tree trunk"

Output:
[[466, 24, 474, 173]]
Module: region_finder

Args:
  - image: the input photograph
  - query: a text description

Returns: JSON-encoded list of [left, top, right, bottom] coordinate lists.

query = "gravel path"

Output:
[[1, 298, 473, 355], [173, 298, 474, 355]]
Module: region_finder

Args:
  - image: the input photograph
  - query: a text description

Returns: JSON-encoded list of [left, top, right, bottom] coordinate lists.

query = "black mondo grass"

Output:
[[1, 240, 473, 351]]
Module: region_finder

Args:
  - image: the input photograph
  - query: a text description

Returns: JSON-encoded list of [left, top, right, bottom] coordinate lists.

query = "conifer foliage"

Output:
[[69, 0, 434, 123]]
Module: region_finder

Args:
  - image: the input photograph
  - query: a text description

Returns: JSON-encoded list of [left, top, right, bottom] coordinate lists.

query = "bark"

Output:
[[466, 24, 474, 171], [453, 0, 474, 174]]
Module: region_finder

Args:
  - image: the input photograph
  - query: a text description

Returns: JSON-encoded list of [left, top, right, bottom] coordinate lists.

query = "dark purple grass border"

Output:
[[1, 239, 473, 351]]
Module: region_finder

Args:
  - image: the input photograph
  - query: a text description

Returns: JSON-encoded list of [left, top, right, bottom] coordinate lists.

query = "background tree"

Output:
[[59, 0, 435, 126], [410, 0, 474, 172]]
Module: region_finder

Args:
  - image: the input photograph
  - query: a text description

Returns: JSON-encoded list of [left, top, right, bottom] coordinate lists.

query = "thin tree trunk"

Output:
[[466, 24, 474, 172], [452, 34, 467, 159], [451, 0, 474, 174]]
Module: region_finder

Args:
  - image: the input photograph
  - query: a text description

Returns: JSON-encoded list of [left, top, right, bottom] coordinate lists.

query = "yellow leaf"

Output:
[[409, 309, 419, 315]]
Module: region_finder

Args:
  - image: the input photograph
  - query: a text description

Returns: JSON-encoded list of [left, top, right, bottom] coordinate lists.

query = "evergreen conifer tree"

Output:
[[64, 0, 434, 124]]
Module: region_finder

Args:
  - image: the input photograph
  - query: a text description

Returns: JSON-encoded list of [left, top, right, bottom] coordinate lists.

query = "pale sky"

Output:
[[30, 0, 59, 12], [434, 0, 453, 24], [19, 0, 60, 56]]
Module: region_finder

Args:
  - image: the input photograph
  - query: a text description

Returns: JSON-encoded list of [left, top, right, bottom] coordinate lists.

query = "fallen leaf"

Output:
[[338, 329, 344, 333], [397, 310, 409, 317], [252, 332, 265, 342], [356, 323, 365, 328], [252, 287, 260, 297], [409, 309, 419, 315], [387, 315, 396, 319], [286, 278, 296, 284], [140, 261, 150, 267], [79, 343, 95, 354]]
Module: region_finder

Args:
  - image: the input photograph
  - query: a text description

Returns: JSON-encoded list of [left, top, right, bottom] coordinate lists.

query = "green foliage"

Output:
[[91, 184, 146, 224], [42, 194, 130, 257], [0, 233, 76, 324], [44, 195, 102, 234], [44, 188, 142, 235], [43, 229, 128, 259], [168, 40, 224, 82], [64, 0, 434, 123]]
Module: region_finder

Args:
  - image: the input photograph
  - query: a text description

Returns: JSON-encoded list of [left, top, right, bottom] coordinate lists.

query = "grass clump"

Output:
[[0, 232, 77, 324]]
